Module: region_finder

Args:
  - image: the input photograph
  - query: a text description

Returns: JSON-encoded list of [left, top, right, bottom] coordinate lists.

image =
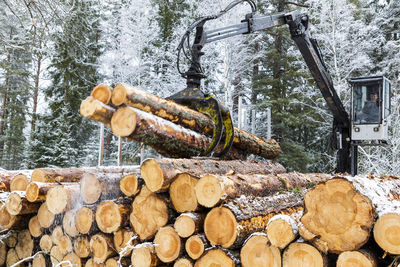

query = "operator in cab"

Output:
[[358, 92, 379, 123]]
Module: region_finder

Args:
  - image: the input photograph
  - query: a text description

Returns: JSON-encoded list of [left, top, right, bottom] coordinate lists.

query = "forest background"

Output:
[[0, 0, 398, 174]]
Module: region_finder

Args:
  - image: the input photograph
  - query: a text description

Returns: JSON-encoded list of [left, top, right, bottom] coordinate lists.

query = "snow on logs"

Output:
[[81, 83, 282, 160], [1, 163, 400, 265]]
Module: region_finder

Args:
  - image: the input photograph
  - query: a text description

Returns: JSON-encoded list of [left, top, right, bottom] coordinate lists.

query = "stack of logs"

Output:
[[0, 158, 400, 267]]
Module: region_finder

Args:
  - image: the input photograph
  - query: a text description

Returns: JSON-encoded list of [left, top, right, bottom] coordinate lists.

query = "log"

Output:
[[194, 248, 235, 267], [282, 242, 327, 267], [0, 172, 12, 192], [46, 184, 80, 214], [85, 258, 105, 267], [120, 174, 140, 197], [373, 213, 400, 255], [91, 84, 112, 105], [0, 204, 18, 230], [39, 234, 52, 253], [104, 258, 118, 267], [113, 228, 136, 257], [63, 209, 79, 237], [80, 96, 115, 127], [32, 253, 46, 267], [301, 178, 374, 253], [62, 252, 82, 267], [15, 229, 34, 260], [6, 248, 20, 267], [90, 233, 116, 264], [0, 241, 6, 267], [4, 232, 17, 248], [140, 157, 286, 193], [185, 234, 207, 260], [58, 235, 73, 256], [130, 186, 168, 240], [266, 214, 298, 249], [131, 242, 158, 267], [95, 200, 130, 234], [170, 173, 198, 212], [153, 226, 182, 263], [203, 206, 238, 248], [9, 173, 29, 191], [5, 192, 40, 215], [28, 215, 42, 238], [76, 206, 95, 235], [51, 225, 64, 246], [336, 250, 377, 267], [50, 245, 65, 266], [174, 258, 193, 267], [195, 172, 330, 208], [174, 213, 204, 238], [111, 83, 281, 159], [80, 173, 121, 205], [37, 202, 55, 228], [26, 182, 66, 202], [74, 236, 91, 258], [240, 233, 281, 267]]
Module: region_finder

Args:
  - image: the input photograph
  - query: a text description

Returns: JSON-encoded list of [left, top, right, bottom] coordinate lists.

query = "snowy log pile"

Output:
[[80, 84, 282, 160], [0, 159, 400, 266]]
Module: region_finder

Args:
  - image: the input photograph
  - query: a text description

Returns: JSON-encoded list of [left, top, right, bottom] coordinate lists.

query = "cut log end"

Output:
[[74, 236, 91, 258], [39, 234, 53, 253], [96, 201, 122, 233], [63, 209, 79, 237], [15, 229, 34, 260], [111, 83, 128, 106], [337, 251, 377, 267], [154, 226, 181, 263], [131, 243, 157, 267], [28, 216, 42, 237], [32, 253, 46, 267], [204, 206, 238, 248], [5, 192, 23, 215], [47, 186, 77, 214], [10, 174, 29, 191], [91, 84, 112, 104], [120, 174, 139, 197], [174, 258, 193, 267], [90, 234, 114, 264], [140, 159, 164, 192], [373, 213, 400, 254], [0, 204, 16, 230], [62, 252, 82, 267], [170, 173, 198, 213], [266, 216, 297, 249], [185, 235, 205, 260], [194, 249, 235, 267], [0, 241, 6, 267], [175, 215, 196, 238], [37, 202, 55, 228], [194, 174, 222, 208], [105, 258, 118, 267], [76, 206, 94, 234], [282, 243, 325, 267], [26, 182, 39, 202], [111, 107, 137, 137], [81, 173, 102, 204], [301, 178, 374, 253], [113, 229, 135, 256], [241, 233, 281, 267], [50, 245, 65, 266]]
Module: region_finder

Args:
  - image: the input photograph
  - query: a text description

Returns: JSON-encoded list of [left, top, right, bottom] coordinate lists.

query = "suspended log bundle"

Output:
[[0, 158, 399, 266], [81, 84, 282, 160]]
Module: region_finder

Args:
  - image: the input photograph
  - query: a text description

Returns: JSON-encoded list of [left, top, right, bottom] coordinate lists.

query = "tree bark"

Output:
[[110, 83, 281, 159], [240, 233, 281, 267], [140, 157, 286, 193], [154, 226, 182, 263], [282, 242, 327, 267]]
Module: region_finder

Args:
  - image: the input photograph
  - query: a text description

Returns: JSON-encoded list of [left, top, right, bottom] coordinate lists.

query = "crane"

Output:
[[168, 0, 391, 175]]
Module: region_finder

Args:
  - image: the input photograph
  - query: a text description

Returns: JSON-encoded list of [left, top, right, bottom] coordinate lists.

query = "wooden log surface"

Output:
[[194, 248, 236, 267], [174, 213, 204, 238], [110, 83, 281, 159], [131, 242, 158, 267], [337, 250, 377, 267], [154, 226, 182, 263], [5, 191, 40, 215], [170, 173, 198, 213], [74, 236, 91, 258], [282, 242, 327, 267], [373, 213, 400, 255], [91, 84, 112, 104], [240, 233, 281, 267], [140, 157, 286, 192], [185, 234, 207, 260], [113, 228, 136, 257], [96, 200, 130, 234], [266, 214, 298, 249], [81, 96, 115, 127], [90, 233, 116, 264], [46, 184, 80, 214]]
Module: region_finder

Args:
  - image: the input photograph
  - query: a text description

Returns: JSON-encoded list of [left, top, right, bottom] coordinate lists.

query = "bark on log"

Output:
[[90, 233, 116, 264], [194, 248, 235, 267], [266, 214, 298, 249], [130, 186, 168, 240], [373, 213, 400, 255], [28, 215, 42, 238], [170, 173, 198, 213], [111, 83, 281, 159], [130, 242, 158, 267], [240, 233, 281, 267], [174, 213, 204, 238], [37, 202, 55, 228], [113, 228, 136, 257], [46, 184, 80, 214], [81, 96, 115, 127], [153, 226, 182, 263], [74, 236, 91, 258], [10, 173, 29, 192], [39, 235, 52, 254], [336, 250, 377, 267], [63, 209, 79, 237], [140, 157, 286, 193], [195, 172, 330, 208], [185, 234, 208, 260], [15, 229, 34, 260], [91, 84, 112, 105], [282, 242, 327, 267], [5, 192, 40, 215], [111, 106, 248, 159], [95, 200, 130, 234], [301, 178, 374, 254]]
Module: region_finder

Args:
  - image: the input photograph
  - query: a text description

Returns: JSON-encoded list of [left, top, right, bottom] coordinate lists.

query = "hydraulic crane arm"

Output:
[[181, 9, 352, 172]]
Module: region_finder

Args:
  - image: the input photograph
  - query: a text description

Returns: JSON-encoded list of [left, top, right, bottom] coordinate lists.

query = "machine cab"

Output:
[[350, 76, 391, 141]]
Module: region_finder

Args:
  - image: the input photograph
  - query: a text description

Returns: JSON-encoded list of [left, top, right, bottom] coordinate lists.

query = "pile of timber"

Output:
[[0, 159, 400, 266], [80, 84, 282, 160]]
